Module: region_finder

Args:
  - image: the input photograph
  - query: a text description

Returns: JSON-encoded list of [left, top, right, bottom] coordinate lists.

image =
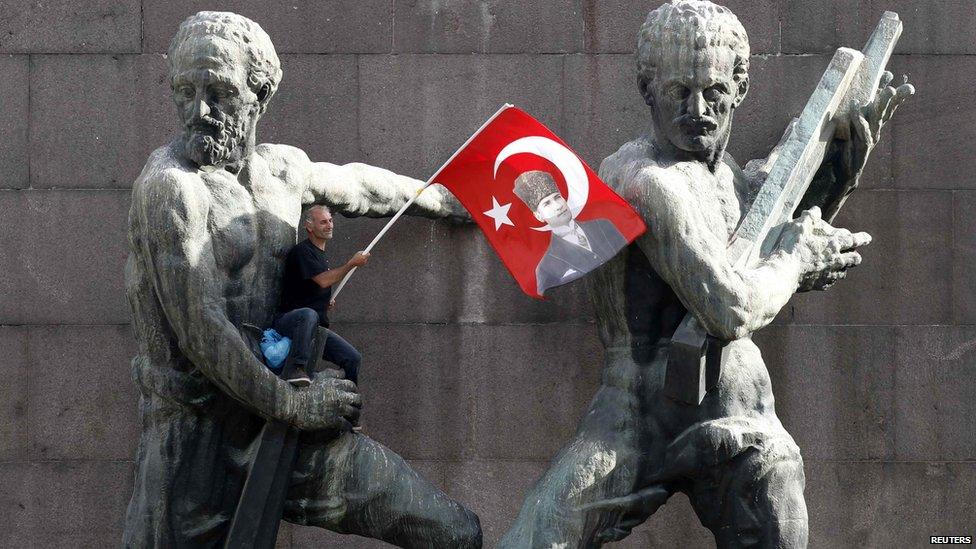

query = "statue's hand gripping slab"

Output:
[[777, 206, 872, 292], [291, 371, 363, 432]]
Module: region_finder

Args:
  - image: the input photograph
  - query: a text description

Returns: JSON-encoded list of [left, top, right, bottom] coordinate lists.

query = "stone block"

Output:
[[561, 54, 647, 171], [359, 54, 564, 180], [0, 0, 140, 53], [290, 524, 392, 548], [582, 0, 780, 54], [0, 463, 31, 548], [30, 54, 172, 189], [0, 190, 131, 325], [610, 492, 713, 547], [333, 324, 474, 461], [423, 459, 550, 546], [864, 0, 976, 55], [24, 460, 133, 547], [952, 191, 976, 323], [463, 324, 604, 460], [891, 326, 976, 461], [142, 1, 393, 54], [782, 0, 866, 54], [787, 190, 952, 325], [263, 55, 361, 167], [0, 327, 28, 461], [805, 461, 976, 547], [890, 55, 976, 191], [393, 0, 583, 53], [754, 325, 897, 461], [27, 325, 139, 461], [0, 55, 28, 189]]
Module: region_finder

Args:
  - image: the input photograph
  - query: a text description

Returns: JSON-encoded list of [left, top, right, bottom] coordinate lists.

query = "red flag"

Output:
[[433, 105, 646, 298]]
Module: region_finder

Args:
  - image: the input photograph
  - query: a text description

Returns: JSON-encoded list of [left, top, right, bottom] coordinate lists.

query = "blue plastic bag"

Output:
[[260, 329, 291, 372]]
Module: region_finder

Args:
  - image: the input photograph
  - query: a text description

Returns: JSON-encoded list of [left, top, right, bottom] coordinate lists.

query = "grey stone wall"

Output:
[[1, 1, 973, 547]]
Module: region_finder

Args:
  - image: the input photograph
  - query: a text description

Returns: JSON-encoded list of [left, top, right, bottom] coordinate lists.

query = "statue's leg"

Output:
[[498, 354, 646, 549], [283, 432, 482, 548], [686, 432, 808, 549]]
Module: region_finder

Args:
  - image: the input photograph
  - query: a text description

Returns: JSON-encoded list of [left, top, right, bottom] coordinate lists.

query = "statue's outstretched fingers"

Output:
[[345, 392, 363, 408], [849, 231, 872, 249], [879, 70, 894, 91]]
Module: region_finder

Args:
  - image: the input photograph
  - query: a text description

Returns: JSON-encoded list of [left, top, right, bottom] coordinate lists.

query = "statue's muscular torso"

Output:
[[587, 137, 781, 438], [127, 140, 310, 375]]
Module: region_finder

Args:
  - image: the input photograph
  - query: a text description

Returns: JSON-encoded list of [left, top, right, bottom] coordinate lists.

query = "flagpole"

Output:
[[331, 103, 514, 300]]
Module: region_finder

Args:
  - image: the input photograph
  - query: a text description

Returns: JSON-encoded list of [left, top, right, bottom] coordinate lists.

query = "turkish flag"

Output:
[[432, 105, 646, 298]]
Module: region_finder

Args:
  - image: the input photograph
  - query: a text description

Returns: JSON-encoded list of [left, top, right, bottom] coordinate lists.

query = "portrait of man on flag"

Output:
[[512, 170, 628, 294], [432, 105, 646, 298]]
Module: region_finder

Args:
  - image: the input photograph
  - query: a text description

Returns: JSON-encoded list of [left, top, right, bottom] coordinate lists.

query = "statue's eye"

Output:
[[668, 85, 690, 100], [213, 87, 237, 100], [177, 85, 194, 99], [703, 84, 729, 101]]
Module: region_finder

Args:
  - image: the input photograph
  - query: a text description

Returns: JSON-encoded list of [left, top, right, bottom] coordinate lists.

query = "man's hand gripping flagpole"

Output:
[[329, 104, 515, 301]]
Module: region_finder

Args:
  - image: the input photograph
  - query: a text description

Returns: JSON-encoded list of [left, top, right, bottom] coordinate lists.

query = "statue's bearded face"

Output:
[[171, 40, 262, 168], [645, 46, 744, 156]]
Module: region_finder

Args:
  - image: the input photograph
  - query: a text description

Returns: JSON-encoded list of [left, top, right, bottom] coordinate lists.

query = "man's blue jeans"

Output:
[[272, 308, 362, 384]]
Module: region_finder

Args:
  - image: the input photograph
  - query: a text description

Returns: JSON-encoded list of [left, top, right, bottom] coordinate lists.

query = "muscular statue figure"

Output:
[[500, 2, 912, 547], [123, 11, 480, 547]]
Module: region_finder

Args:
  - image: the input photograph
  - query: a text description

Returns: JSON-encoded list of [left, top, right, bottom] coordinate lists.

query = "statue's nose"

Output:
[[191, 97, 211, 120], [688, 91, 707, 118]]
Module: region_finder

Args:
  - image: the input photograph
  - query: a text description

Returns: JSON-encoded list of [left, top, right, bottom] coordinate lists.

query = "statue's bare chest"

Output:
[[676, 162, 744, 241], [202, 170, 302, 276]]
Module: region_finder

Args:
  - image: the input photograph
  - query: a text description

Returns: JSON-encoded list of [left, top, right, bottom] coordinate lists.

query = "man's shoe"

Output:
[[283, 365, 312, 387]]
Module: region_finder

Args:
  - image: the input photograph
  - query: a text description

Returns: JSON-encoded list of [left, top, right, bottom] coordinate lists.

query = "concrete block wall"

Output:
[[0, 1, 973, 547]]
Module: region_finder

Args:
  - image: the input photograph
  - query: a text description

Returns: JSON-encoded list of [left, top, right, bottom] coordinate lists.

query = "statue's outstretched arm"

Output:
[[627, 169, 807, 340], [133, 170, 358, 431], [304, 157, 469, 221]]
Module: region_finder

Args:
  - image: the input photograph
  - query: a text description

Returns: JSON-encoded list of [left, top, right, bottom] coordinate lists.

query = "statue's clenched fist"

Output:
[[290, 371, 362, 431], [778, 206, 872, 291]]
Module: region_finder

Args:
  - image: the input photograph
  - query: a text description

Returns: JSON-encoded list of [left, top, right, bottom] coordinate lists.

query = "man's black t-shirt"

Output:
[[278, 239, 332, 327]]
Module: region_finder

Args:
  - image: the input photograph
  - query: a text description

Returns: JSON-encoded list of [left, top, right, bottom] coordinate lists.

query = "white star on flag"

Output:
[[483, 196, 514, 231]]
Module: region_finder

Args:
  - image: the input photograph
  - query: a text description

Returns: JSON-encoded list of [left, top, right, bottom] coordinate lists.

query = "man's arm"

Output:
[[304, 158, 468, 221], [134, 170, 359, 431], [626, 169, 863, 340], [311, 251, 369, 288]]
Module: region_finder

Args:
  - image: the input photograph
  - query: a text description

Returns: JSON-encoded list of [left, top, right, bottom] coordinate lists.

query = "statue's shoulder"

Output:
[[132, 142, 208, 213], [255, 143, 312, 177], [600, 137, 676, 204]]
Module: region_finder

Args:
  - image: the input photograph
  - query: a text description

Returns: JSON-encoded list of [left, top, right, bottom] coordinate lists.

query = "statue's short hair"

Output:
[[304, 204, 331, 225], [637, 0, 749, 86], [168, 11, 282, 102]]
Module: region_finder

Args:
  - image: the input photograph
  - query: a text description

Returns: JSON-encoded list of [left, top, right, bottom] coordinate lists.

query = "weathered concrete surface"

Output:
[[393, 0, 583, 53], [0, 328, 28, 461], [0, 0, 141, 53], [0, 190, 131, 325], [1, 1, 974, 547], [27, 325, 139, 461], [142, 1, 394, 54], [0, 56, 28, 189]]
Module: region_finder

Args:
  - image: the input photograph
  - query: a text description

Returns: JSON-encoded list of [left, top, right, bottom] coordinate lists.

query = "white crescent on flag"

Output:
[[493, 136, 589, 232]]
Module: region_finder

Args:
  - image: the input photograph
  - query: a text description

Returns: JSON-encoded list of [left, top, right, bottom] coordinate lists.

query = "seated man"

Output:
[[275, 205, 367, 387]]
